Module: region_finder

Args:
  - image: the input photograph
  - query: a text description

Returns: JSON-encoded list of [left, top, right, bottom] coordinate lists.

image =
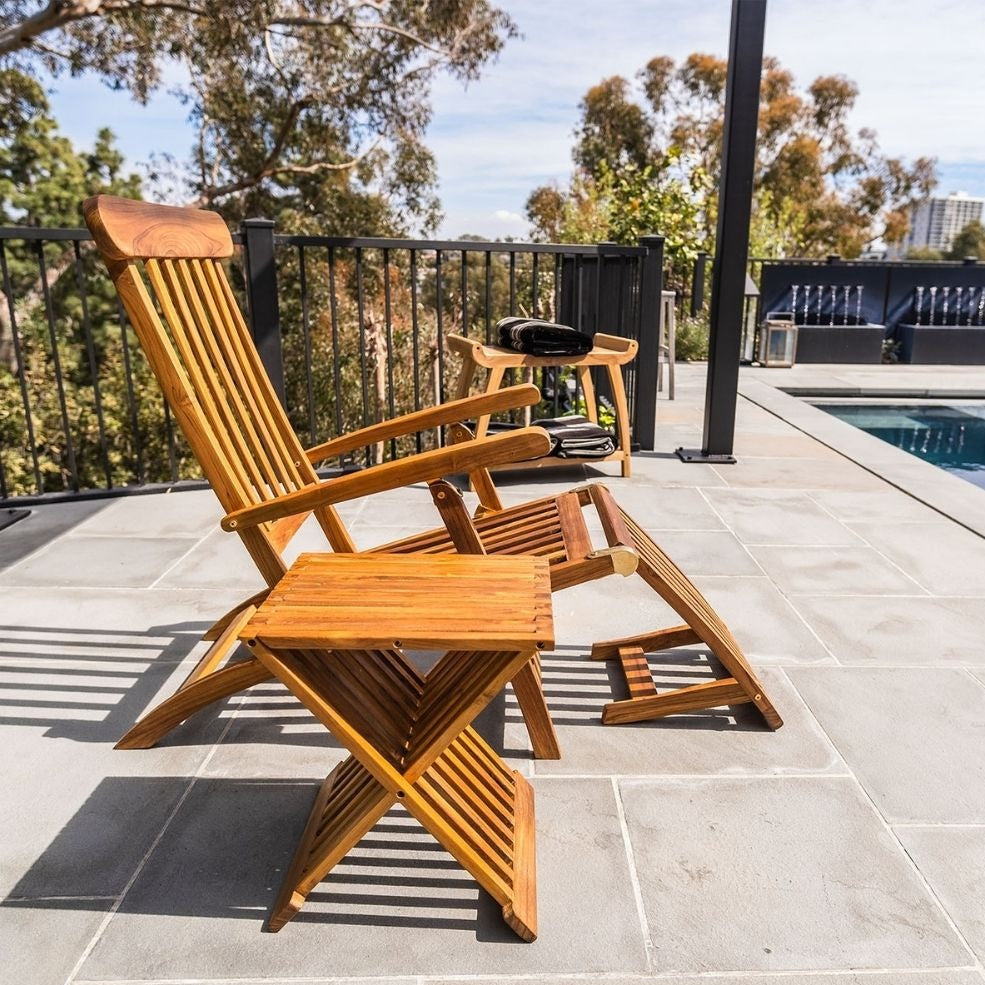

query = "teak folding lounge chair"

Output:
[[83, 195, 782, 753]]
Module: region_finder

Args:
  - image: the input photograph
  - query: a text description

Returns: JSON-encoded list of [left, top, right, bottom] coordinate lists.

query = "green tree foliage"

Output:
[[0, 0, 516, 232], [526, 52, 937, 261], [0, 70, 175, 496], [947, 221, 985, 261]]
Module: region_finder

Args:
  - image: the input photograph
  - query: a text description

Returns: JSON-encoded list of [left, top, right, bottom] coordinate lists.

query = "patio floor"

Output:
[[2, 362, 985, 985]]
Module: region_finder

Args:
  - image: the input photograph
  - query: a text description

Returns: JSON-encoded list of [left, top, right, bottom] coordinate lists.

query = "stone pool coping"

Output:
[[738, 378, 985, 541]]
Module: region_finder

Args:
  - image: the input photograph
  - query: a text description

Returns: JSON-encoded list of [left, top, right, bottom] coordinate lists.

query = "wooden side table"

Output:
[[446, 332, 638, 477], [239, 553, 554, 941]]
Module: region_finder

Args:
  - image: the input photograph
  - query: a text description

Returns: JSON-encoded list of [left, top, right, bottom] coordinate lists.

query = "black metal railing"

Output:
[[0, 221, 666, 503]]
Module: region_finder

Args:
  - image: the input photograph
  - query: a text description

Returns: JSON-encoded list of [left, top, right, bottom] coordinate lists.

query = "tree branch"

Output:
[[200, 135, 385, 203], [0, 0, 204, 57], [271, 15, 451, 61]]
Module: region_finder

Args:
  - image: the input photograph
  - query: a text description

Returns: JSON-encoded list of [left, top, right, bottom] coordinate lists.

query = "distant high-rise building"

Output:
[[901, 192, 984, 255]]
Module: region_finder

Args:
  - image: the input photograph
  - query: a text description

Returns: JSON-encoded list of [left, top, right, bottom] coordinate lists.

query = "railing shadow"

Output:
[[0, 621, 334, 749]]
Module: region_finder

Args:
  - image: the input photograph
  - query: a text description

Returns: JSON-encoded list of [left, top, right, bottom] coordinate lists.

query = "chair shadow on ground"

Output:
[[3, 777, 518, 942], [499, 644, 771, 758]]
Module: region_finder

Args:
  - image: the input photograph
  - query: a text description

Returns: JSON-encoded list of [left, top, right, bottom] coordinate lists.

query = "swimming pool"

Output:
[[814, 403, 985, 491]]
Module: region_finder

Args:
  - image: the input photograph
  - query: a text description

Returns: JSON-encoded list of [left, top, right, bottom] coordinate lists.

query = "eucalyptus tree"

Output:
[[1, 0, 517, 231]]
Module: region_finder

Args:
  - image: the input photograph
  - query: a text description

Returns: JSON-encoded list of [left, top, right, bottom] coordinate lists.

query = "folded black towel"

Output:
[[536, 415, 616, 458], [479, 415, 615, 460], [496, 317, 593, 357]]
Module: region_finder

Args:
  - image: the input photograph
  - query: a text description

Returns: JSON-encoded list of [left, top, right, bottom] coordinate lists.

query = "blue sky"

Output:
[[43, 0, 985, 238]]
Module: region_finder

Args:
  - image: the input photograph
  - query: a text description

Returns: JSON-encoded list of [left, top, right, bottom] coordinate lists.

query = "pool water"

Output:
[[815, 403, 985, 491]]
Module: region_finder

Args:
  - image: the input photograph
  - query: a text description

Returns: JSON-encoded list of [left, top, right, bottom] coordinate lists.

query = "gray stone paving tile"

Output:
[[514, 666, 841, 777], [718, 455, 887, 491], [550, 574, 680, 647], [811, 488, 945, 524], [897, 826, 985, 961], [78, 778, 646, 980], [692, 576, 833, 664], [155, 527, 268, 591], [637, 529, 761, 576], [355, 484, 455, 527], [0, 901, 111, 985], [849, 521, 985, 595], [203, 681, 346, 779], [72, 487, 222, 538], [0, 585, 244, 665], [0, 499, 108, 572], [587, 482, 725, 530], [790, 669, 985, 823], [621, 776, 969, 973], [346, 522, 444, 551], [730, 431, 844, 458], [747, 545, 925, 596], [622, 453, 727, 486], [702, 488, 863, 546], [0, 720, 213, 898], [0, 534, 200, 589], [790, 596, 985, 665]]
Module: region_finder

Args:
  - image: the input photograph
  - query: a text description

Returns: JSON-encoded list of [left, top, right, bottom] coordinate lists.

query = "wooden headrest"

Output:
[[83, 195, 233, 261]]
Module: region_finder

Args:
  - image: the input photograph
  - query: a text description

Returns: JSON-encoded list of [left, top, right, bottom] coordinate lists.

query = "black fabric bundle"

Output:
[[496, 316, 593, 357], [536, 415, 615, 458], [481, 415, 615, 460]]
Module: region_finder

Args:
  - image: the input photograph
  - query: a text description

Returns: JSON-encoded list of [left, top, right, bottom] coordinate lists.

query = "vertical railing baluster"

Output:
[[327, 247, 343, 441], [36, 242, 79, 492], [115, 296, 144, 485], [435, 249, 445, 405], [484, 251, 493, 343], [509, 251, 517, 314], [0, 241, 43, 495], [73, 242, 113, 489], [382, 248, 396, 459], [531, 252, 540, 318], [460, 249, 468, 337], [354, 247, 370, 464], [410, 249, 422, 453], [297, 245, 316, 446]]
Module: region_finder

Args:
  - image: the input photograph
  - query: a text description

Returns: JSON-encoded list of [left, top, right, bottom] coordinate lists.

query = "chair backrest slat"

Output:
[[83, 195, 348, 585]]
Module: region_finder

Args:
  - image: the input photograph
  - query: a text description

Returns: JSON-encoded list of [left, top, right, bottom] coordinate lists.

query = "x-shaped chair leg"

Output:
[[249, 640, 541, 942]]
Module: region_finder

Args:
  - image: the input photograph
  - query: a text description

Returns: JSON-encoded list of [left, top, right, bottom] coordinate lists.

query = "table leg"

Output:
[[605, 363, 632, 477], [475, 365, 505, 441]]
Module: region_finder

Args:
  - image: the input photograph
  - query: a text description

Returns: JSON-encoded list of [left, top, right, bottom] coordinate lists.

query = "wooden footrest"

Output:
[[584, 488, 783, 731]]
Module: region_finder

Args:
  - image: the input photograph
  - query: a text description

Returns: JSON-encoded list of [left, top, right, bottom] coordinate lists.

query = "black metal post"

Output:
[[691, 251, 709, 316], [635, 234, 665, 451], [678, 0, 766, 464], [240, 217, 286, 405]]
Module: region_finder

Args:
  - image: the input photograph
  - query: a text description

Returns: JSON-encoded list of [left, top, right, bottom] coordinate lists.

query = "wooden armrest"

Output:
[[444, 333, 483, 357], [305, 384, 540, 463], [593, 333, 638, 357], [223, 427, 551, 531]]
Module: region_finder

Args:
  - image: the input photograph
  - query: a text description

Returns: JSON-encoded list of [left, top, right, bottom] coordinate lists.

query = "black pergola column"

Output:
[[678, 0, 767, 464]]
